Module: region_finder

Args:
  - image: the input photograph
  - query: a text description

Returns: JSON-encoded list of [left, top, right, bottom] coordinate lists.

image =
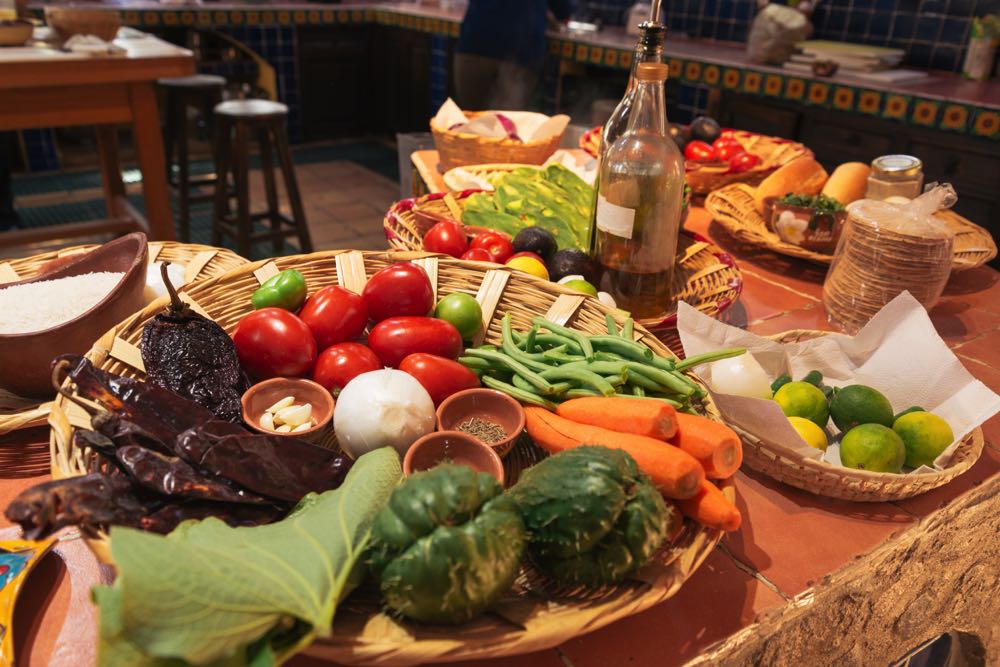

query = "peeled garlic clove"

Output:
[[266, 396, 295, 413], [275, 424, 292, 433], [259, 412, 275, 431], [291, 422, 311, 433], [277, 403, 312, 428]]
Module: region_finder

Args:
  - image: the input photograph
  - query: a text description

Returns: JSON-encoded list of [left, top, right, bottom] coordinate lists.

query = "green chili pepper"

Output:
[[251, 269, 308, 311]]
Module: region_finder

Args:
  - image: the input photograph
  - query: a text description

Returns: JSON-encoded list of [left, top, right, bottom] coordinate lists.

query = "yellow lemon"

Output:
[[774, 381, 830, 428], [893, 411, 954, 468], [506, 256, 549, 280], [788, 416, 828, 451]]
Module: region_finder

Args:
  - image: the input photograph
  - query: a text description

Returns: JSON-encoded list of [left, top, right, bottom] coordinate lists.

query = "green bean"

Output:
[[647, 355, 677, 372], [631, 384, 646, 397], [622, 318, 634, 340], [532, 317, 594, 359], [674, 347, 747, 372], [458, 356, 493, 370], [532, 333, 584, 354], [542, 347, 586, 364], [524, 325, 539, 353], [590, 335, 654, 362], [563, 388, 602, 399], [603, 374, 627, 388], [605, 313, 619, 336], [624, 363, 695, 396], [512, 374, 572, 396], [463, 348, 553, 393], [667, 369, 705, 396], [623, 368, 663, 392], [479, 344, 497, 352], [593, 351, 626, 362], [540, 367, 616, 396], [482, 376, 556, 410], [629, 394, 683, 408], [499, 315, 551, 372]]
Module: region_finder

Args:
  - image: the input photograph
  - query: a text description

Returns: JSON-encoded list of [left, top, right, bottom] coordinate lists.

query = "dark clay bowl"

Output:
[[241, 377, 334, 443], [0, 233, 148, 398], [403, 430, 505, 484], [436, 388, 526, 457]]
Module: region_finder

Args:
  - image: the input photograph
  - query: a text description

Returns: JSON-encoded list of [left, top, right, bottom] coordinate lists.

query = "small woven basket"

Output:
[[383, 191, 739, 331], [48, 249, 732, 666], [431, 112, 564, 171], [705, 184, 998, 271], [736, 329, 985, 502], [44, 7, 121, 42], [0, 241, 246, 439]]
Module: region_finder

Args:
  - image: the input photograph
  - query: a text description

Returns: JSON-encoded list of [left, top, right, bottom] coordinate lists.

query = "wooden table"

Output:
[[0, 29, 193, 247], [1, 202, 998, 664]]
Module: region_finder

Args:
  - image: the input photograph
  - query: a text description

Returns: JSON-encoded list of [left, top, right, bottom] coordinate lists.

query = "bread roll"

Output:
[[754, 157, 828, 216], [821, 162, 871, 205]]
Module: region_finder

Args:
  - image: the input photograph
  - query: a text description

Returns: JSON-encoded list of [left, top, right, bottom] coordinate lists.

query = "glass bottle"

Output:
[[593, 62, 685, 322]]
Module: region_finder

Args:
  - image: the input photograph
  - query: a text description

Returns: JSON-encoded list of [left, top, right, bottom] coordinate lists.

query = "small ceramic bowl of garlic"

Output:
[[241, 377, 334, 442]]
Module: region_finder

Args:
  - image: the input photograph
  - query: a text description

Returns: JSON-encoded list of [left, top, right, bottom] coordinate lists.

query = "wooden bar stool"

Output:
[[212, 99, 312, 258], [159, 74, 227, 243]]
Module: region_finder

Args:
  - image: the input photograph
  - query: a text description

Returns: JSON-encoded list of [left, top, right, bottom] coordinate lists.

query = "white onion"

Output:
[[144, 261, 186, 303], [709, 353, 773, 399], [597, 292, 617, 309], [334, 369, 435, 459]]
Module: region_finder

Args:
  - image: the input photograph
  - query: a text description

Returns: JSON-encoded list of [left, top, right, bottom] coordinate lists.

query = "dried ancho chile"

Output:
[[140, 262, 248, 422]]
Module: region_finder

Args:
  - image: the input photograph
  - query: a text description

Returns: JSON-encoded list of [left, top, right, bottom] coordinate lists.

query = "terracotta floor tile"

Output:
[[558, 548, 786, 667], [736, 272, 820, 326], [941, 268, 1000, 315], [928, 300, 1000, 346], [892, 440, 1000, 517], [747, 304, 838, 336], [723, 468, 915, 596], [958, 355, 1000, 395], [954, 329, 1000, 366]]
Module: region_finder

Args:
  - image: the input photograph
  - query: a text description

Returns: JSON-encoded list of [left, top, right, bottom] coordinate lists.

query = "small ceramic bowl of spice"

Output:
[[436, 388, 526, 457], [403, 430, 504, 484], [242, 377, 334, 442]]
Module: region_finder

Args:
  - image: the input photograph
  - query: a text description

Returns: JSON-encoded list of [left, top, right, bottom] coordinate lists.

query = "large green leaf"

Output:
[[94, 447, 402, 666]]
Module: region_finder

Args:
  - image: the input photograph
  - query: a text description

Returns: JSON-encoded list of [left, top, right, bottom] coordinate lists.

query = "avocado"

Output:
[[513, 227, 558, 262], [668, 123, 691, 151], [548, 249, 600, 284], [689, 116, 721, 143]]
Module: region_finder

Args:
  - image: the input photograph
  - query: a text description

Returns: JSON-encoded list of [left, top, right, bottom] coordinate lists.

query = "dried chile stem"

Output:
[[160, 261, 193, 317], [52, 360, 104, 417]]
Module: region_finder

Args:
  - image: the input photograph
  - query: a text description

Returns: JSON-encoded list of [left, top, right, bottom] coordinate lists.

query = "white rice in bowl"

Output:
[[0, 272, 125, 335]]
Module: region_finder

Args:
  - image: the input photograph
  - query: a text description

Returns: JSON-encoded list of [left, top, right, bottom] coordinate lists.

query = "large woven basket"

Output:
[[0, 241, 246, 439], [736, 329, 985, 502], [706, 183, 998, 271], [49, 249, 732, 666], [431, 112, 564, 171], [383, 191, 739, 331]]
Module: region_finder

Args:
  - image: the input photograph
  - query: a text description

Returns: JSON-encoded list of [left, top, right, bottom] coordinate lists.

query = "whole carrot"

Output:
[[670, 412, 743, 480], [556, 396, 678, 440], [524, 407, 704, 499], [676, 480, 742, 532]]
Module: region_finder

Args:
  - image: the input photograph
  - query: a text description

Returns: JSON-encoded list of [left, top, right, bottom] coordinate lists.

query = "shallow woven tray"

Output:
[[706, 183, 998, 271], [736, 329, 985, 502], [49, 249, 732, 666], [0, 242, 247, 439], [431, 112, 563, 171], [440, 162, 540, 191], [384, 191, 740, 331]]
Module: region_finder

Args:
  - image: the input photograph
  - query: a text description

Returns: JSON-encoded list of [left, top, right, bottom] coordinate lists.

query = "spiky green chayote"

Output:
[[509, 446, 671, 587], [366, 464, 525, 624]]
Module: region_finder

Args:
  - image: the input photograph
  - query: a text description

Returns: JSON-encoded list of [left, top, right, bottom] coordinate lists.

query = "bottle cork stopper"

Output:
[[635, 62, 668, 81]]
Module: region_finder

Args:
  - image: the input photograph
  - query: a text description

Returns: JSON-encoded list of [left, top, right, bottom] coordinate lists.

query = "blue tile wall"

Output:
[[581, 0, 998, 73]]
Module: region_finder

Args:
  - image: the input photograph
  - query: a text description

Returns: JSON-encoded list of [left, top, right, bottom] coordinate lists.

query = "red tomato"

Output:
[[298, 286, 368, 349], [399, 353, 480, 405], [728, 152, 761, 173], [684, 140, 717, 162], [367, 316, 463, 368], [422, 221, 469, 258], [232, 308, 317, 379], [312, 342, 382, 395], [712, 138, 744, 161], [460, 248, 494, 262], [362, 263, 434, 322], [469, 232, 514, 263], [507, 251, 546, 264]]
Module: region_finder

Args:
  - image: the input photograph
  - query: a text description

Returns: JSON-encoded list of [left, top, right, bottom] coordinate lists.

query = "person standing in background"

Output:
[[454, 0, 574, 110]]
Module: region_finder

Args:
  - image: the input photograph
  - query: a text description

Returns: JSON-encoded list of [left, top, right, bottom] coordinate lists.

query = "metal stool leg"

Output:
[[272, 119, 312, 253], [257, 125, 283, 255]]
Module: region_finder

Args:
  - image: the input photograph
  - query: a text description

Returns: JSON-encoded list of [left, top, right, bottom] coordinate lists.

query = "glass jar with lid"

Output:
[[865, 155, 924, 201]]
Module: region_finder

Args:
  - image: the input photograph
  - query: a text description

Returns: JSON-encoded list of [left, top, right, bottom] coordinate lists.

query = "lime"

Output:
[[506, 256, 550, 280], [788, 416, 828, 451], [893, 411, 954, 468], [773, 381, 830, 428], [562, 279, 598, 297], [434, 293, 482, 340], [829, 384, 894, 432], [839, 424, 906, 473], [893, 406, 925, 422]]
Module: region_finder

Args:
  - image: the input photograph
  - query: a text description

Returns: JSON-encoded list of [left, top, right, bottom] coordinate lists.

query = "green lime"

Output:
[[434, 293, 483, 340], [562, 279, 598, 297], [893, 411, 954, 468], [893, 406, 925, 422], [839, 424, 906, 473], [829, 384, 894, 432], [788, 416, 828, 451], [773, 381, 830, 428]]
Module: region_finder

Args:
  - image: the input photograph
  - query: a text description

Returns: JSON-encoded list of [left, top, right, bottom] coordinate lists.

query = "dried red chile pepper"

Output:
[[139, 263, 248, 422]]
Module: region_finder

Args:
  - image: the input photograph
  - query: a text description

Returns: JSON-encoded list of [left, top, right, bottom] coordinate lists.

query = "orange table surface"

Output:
[[3, 207, 1000, 666]]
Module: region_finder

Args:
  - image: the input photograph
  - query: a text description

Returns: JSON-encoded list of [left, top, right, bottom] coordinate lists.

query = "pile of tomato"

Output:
[[683, 133, 762, 174], [231, 262, 482, 405]]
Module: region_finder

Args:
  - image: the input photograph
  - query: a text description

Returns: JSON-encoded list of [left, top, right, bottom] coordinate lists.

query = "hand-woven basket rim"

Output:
[[705, 183, 998, 271], [0, 241, 247, 437], [430, 111, 556, 146], [48, 249, 730, 666], [383, 190, 742, 331], [736, 328, 985, 502]]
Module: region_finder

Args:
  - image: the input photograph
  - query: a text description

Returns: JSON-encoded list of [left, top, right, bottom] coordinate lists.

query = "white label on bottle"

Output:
[[596, 195, 636, 240]]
